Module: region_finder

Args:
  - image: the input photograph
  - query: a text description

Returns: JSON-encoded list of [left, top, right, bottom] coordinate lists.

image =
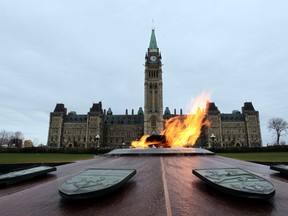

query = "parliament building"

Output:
[[47, 29, 262, 148]]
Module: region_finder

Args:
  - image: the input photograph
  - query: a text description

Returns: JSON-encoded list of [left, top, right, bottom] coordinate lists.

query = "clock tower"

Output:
[[144, 29, 164, 135]]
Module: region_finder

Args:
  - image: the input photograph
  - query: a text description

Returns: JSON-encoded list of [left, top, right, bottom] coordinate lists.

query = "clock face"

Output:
[[150, 55, 157, 62]]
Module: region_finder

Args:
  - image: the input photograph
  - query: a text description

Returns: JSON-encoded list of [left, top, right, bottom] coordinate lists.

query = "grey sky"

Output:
[[1, 0, 288, 145]]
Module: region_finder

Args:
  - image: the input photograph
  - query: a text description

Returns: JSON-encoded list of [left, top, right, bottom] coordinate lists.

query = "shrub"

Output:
[[210, 145, 288, 153], [0, 146, 115, 154]]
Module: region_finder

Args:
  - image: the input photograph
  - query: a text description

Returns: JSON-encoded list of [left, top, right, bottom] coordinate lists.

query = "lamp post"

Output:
[[95, 134, 100, 148], [210, 133, 216, 148]]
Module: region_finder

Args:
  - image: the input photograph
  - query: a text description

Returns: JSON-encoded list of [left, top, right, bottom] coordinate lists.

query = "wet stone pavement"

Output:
[[0, 149, 288, 216]]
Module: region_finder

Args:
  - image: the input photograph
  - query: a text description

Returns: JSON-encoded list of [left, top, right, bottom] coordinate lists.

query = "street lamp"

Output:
[[95, 134, 100, 148], [210, 133, 216, 148]]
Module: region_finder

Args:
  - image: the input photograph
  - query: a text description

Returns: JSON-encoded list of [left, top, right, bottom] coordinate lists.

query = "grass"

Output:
[[217, 152, 288, 162], [0, 153, 95, 164]]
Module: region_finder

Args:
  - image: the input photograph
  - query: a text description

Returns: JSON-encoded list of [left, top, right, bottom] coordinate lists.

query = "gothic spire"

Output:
[[149, 28, 158, 51]]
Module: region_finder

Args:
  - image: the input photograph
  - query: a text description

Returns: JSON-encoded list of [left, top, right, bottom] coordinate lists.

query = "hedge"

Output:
[[0, 146, 114, 154], [210, 145, 288, 153]]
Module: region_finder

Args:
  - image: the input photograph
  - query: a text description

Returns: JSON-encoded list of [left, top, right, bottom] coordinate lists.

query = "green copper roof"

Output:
[[149, 29, 158, 50]]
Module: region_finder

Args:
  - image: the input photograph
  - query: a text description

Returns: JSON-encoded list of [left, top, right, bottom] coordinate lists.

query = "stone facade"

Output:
[[47, 29, 262, 148], [48, 103, 144, 148], [202, 102, 262, 148]]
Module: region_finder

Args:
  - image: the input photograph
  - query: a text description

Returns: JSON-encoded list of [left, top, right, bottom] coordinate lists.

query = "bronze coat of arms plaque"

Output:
[[59, 168, 136, 200], [193, 168, 275, 199], [270, 164, 288, 174], [0, 166, 57, 185]]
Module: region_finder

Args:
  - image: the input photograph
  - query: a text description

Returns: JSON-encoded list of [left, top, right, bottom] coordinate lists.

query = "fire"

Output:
[[131, 93, 211, 148], [130, 135, 151, 148]]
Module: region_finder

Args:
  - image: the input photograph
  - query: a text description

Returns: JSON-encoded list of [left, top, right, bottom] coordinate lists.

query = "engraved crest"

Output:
[[270, 164, 288, 174], [193, 168, 275, 199], [0, 166, 57, 185], [59, 168, 136, 200]]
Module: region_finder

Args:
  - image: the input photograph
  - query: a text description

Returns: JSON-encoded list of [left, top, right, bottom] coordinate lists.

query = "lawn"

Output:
[[0, 153, 95, 164], [217, 152, 288, 162]]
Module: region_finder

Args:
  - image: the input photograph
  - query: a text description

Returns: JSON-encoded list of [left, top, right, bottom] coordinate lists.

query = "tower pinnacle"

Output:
[[149, 29, 158, 51]]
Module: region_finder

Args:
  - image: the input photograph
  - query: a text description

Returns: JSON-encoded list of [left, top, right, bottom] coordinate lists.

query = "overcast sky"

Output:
[[1, 0, 288, 145]]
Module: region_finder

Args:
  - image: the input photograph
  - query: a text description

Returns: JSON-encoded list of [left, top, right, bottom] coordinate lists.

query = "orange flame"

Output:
[[131, 135, 151, 148], [131, 93, 211, 148]]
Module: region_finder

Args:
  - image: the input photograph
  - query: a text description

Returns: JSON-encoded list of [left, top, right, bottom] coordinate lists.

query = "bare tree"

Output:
[[0, 130, 25, 147], [268, 118, 288, 145], [0, 130, 15, 147], [32, 138, 39, 146], [0, 130, 9, 147], [13, 131, 24, 148]]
